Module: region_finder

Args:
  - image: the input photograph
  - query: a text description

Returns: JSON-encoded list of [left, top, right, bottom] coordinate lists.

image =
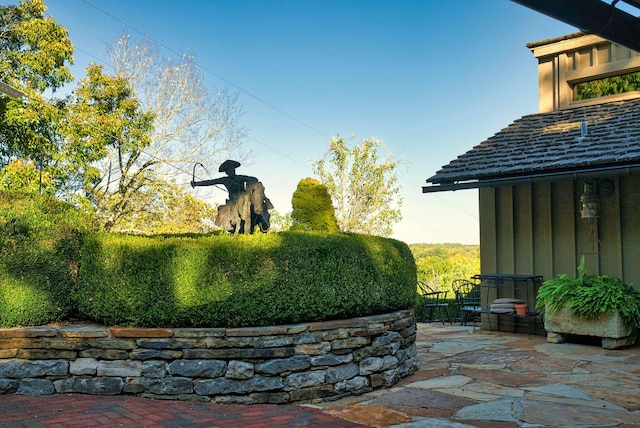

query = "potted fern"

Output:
[[536, 257, 640, 349]]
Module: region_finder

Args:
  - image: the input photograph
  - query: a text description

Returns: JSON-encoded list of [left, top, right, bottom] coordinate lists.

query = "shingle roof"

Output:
[[427, 98, 640, 185]]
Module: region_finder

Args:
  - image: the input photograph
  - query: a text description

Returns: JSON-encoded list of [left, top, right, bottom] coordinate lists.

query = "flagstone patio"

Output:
[[310, 323, 640, 427]]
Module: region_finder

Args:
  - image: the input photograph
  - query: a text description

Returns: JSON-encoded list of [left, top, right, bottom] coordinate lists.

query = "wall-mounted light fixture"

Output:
[[580, 182, 599, 219]]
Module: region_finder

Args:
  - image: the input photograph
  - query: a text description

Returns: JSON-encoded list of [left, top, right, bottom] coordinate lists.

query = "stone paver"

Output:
[[310, 323, 640, 427]]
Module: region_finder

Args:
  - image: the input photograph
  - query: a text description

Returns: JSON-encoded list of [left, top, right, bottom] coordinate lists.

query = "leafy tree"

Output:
[[66, 63, 154, 231], [0, 5, 241, 235], [111, 178, 218, 234], [0, 0, 72, 92], [66, 33, 248, 233], [108, 33, 248, 179], [410, 243, 480, 296], [312, 136, 403, 237], [291, 177, 339, 233], [0, 158, 54, 194], [0, 0, 74, 189], [267, 209, 293, 232]]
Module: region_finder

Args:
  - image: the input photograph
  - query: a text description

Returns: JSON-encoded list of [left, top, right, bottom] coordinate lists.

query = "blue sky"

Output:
[[44, 0, 575, 244]]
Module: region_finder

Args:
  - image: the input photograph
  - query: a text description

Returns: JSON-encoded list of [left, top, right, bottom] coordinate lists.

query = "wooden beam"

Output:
[[512, 0, 640, 53]]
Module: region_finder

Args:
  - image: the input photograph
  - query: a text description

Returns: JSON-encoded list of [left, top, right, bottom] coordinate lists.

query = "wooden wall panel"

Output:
[[513, 183, 534, 274], [532, 182, 554, 280], [551, 181, 577, 277], [479, 188, 497, 274], [496, 186, 515, 273], [596, 177, 623, 277], [479, 175, 640, 289], [620, 175, 640, 287], [478, 174, 640, 333]]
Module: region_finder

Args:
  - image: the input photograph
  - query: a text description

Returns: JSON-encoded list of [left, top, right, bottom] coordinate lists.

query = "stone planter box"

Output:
[[0, 309, 418, 404], [544, 307, 637, 349]]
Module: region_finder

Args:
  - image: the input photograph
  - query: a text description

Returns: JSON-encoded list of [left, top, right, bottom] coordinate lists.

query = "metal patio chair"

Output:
[[453, 279, 483, 328], [418, 281, 450, 324]]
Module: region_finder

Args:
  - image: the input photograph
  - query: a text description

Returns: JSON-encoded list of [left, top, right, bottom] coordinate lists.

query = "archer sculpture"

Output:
[[191, 160, 273, 234]]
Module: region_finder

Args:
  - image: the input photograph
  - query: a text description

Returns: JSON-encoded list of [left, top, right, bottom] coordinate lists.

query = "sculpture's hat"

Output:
[[219, 159, 241, 173]]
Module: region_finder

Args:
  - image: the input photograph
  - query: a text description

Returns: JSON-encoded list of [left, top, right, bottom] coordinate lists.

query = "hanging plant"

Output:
[[536, 257, 640, 328]]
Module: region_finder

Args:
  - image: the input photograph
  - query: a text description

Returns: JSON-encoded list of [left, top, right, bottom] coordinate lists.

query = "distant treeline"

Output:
[[409, 243, 480, 296]]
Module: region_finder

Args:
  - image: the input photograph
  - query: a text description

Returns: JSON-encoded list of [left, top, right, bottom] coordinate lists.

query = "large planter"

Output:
[[544, 307, 638, 349]]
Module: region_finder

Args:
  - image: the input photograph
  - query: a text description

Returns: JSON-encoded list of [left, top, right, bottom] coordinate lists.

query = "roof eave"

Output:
[[422, 164, 640, 193]]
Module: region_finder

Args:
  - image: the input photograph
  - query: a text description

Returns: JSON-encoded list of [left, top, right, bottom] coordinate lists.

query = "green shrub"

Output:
[[290, 178, 339, 233], [77, 231, 416, 327], [536, 257, 640, 328], [0, 193, 416, 329], [0, 192, 96, 327]]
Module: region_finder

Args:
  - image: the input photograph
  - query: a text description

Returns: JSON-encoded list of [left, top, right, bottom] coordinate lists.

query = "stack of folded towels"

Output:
[[489, 298, 525, 313]]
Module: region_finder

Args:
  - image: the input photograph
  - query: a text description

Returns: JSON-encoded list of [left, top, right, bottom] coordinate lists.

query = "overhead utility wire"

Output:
[[81, 0, 331, 141], [78, 0, 429, 182], [76, 0, 478, 232], [74, 45, 312, 176], [24, 86, 461, 240], [75, 46, 113, 71], [402, 214, 462, 242], [399, 174, 478, 220], [249, 136, 311, 171]]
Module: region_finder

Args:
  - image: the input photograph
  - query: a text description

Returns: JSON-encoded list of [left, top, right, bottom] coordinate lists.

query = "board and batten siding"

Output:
[[478, 174, 640, 334], [480, 174, 640, 287]]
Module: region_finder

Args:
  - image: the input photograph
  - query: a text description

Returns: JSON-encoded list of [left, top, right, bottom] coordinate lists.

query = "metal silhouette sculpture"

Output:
[[191, 160, 273, 234]]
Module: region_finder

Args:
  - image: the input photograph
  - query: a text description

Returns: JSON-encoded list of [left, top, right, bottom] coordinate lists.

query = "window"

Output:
[[574, 71, 640, 100]]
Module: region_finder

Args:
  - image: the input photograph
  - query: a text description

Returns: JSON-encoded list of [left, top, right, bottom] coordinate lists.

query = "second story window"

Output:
[[574, 71, 640, 100]]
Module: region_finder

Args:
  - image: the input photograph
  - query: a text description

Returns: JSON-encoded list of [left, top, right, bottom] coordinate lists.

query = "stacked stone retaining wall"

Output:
[[0, 310, 417, 404]]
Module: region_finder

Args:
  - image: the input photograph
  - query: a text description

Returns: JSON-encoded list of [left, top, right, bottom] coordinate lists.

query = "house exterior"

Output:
[[424, 33, 640, 331]]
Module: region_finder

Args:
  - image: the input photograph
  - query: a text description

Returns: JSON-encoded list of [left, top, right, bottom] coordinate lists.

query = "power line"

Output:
[[74, 46, 113, 71], [56, 1, 479, 238], [402, 213, 465, 242], [398, 175, 478, 220], [249, 136, 312, 171], [81, 0, 331, 141], [18, 92, 202, 183]]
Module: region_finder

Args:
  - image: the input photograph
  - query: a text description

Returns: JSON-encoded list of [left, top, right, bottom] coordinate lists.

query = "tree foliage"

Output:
[[0, 158, 54, 194], [0, 0, 73, 92], [112, 178, 218, 235], [69, 33, 249, 233], [291, 177, 339, 233], [67, 63, 155, 231], [0, 3, 249, 234], [0, 0, 74, 191], [411, 243, 480, 296], [266, 209, 293, 232], [108, 33, 249, 177], [312, 136, 402, 237]]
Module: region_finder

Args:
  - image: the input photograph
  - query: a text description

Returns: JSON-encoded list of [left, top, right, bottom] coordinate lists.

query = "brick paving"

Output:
[[0, 394, 364, 427]]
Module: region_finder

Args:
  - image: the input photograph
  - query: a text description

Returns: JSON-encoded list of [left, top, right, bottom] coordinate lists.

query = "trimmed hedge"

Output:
[[0, 192, 95, 327], [77, 231, 416, 328], [0, 192, 416, 328]]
